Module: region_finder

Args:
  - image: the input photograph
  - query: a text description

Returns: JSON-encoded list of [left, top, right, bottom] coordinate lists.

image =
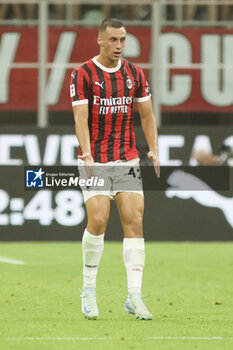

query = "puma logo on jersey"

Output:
[[165, 170, 233, 228], [71, 71, 76, 79], [95, 81, 105, 89]]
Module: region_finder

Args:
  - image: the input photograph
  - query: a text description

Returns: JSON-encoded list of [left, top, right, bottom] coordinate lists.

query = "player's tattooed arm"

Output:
[[137, 99, 160, 178]]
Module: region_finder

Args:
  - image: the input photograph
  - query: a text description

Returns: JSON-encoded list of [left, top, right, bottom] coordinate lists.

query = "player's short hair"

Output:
[[99, 18, 125, 33]]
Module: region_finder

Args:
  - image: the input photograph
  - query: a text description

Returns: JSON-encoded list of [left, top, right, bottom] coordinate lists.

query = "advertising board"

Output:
[[0, 126, 232, 241]]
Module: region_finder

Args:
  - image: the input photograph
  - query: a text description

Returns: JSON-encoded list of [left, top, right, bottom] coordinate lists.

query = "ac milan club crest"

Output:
[[126, 78, 133, 89]]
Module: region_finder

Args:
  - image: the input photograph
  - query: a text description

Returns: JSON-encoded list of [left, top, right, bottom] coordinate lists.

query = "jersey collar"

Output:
[[92, 56, 121, 73]]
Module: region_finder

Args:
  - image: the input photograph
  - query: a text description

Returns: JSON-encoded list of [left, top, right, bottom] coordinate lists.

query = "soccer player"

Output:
[[70, 18, 160, 320]]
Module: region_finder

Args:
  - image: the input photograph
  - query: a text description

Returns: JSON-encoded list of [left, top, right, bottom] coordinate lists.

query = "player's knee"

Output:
[[89, 213, 109, 233], [131, 216, 143, 233], [122, 210, 143, 236]]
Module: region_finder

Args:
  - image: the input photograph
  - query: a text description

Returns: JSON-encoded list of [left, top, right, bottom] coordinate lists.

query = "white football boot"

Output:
[[124, 293, 153, 320], [81, 287, 98, 320]]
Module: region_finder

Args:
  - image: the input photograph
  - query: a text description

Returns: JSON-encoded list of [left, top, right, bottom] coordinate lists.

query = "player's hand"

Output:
[[78, 152, 95, 178], [147, 151, 160, 178]]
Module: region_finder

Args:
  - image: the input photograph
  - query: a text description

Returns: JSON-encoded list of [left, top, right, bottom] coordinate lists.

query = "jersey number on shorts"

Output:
[[128, 167, 141, 180]]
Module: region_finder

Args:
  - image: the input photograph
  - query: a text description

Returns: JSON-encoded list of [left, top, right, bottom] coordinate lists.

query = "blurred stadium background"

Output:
[[0, 0, 233, 241]]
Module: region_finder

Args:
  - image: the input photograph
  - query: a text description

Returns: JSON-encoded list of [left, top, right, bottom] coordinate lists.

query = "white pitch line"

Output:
[[0, 257, 25, 265], [2, 337, 113, 341], [1, 336, 233, 341]]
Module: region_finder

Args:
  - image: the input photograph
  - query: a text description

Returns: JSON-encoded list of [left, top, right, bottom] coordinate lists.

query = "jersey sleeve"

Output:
[[134, 66, 151, 103], [70, 67, 89, 106]]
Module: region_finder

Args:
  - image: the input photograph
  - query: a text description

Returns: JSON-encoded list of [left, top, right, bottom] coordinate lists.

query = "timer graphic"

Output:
[[10, 198, 24, 225], [0, 189, 85, 227]]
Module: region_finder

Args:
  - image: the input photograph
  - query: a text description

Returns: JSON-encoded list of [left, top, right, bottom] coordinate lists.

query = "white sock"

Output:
[[123, 238, 145, 295], [82, 229, 104, 289]]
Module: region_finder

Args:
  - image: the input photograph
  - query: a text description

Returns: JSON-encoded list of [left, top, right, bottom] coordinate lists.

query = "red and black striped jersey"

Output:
[[70, 57, 151, 163]]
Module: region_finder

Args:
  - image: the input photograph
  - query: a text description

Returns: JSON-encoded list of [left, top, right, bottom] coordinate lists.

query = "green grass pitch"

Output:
[[0, 242, 233, 350]]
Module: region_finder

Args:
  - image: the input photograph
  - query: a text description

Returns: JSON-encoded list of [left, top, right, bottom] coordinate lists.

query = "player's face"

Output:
[[98, 26, 126, 65]]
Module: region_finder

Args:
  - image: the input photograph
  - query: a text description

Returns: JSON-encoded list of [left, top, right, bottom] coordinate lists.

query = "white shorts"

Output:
[[78, 158, 144, 203]]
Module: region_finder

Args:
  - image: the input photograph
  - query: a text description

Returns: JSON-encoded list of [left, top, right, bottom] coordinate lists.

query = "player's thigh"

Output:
[[86, 195, 111, 226], [115, 192, 144, 225]]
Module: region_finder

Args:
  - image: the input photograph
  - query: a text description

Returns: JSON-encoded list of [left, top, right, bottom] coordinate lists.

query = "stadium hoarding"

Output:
[[0, 26, 233, 112], [0, 126, 232, 241]]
